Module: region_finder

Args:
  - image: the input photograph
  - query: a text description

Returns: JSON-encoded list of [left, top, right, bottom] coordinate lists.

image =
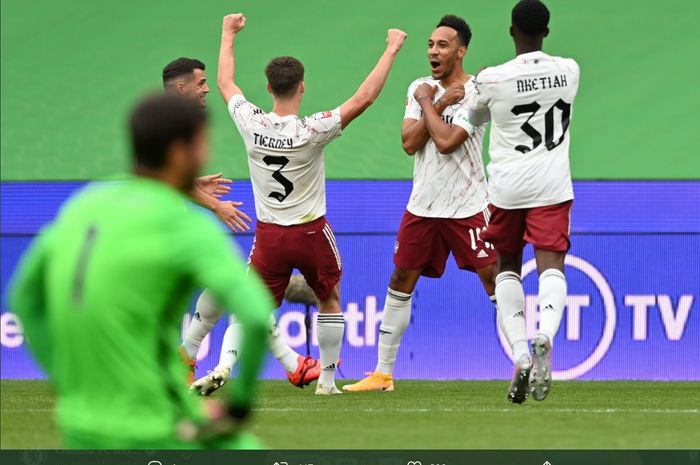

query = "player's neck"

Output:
[[133, 167, 187, 194], [515, 39, 543, 56], [440, 68, 468, 88], [272, 98, 300, 117]]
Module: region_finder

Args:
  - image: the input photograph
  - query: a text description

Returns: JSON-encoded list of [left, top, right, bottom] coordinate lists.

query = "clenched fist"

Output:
[[414, 82, 437, 102], [439, 82, 466, 106], [386, 29, 407, 53], [223, 13, 246, 34]]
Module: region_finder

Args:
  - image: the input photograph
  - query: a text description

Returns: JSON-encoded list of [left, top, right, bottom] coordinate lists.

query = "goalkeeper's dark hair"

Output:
[[512, 0, 550, 36], [162, 57, 206, 87], [436, 15, 472, 47], [265, 56, 305, 99], [129, 94, 208, 169]]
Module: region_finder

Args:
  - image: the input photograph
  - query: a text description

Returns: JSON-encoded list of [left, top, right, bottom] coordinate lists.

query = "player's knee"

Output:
[[479, 272, 496, 296], [195, 290, 225, 323], [534, 249, 565, 273], [318, 285, 341, 313], [389, 267, 418, 294], [497, 255, 522, 275]]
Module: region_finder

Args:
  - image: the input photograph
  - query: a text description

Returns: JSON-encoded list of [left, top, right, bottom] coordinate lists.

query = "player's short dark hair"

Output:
[[162, 57, 206, 87], [512, 0, 550, 36], [129, 94, 208, 169], [265, 56, 305, 99], [436, 15, 472, 47]]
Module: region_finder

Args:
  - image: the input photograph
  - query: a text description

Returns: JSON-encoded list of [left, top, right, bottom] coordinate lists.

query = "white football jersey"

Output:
[[404, 77, 488, 219], [227, 94, 342, 226], [454, 51, 580, 209]]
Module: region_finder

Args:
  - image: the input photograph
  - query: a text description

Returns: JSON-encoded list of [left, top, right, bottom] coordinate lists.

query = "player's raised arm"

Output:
[[217, 13, 246, 104], [338, 29, 407, 129]]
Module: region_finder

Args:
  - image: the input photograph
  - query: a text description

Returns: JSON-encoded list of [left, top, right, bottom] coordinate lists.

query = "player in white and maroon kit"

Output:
[[209, 13, 406, 395], [344, 15, 497, 393], [429, 0, 580, 403]]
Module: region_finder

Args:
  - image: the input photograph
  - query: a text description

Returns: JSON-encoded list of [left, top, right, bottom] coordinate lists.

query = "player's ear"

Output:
[[509, 25, 515, 37], [266, 83, 273, 95], [457, 45, 467, 60], [543, 27, 550, 38], [299, 81, 305, 95], [176, 81, 185, 94]]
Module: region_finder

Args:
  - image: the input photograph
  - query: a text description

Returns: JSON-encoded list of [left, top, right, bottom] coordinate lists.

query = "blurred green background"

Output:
[[1, 0, 697, 180]]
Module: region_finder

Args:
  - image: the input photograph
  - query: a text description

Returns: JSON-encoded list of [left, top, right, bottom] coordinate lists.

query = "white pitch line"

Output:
[[254, 407, 700, 414], [3, 407, 698, 414]]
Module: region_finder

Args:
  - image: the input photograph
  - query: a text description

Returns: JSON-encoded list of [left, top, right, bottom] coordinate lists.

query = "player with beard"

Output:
[[344, 15, 498, 393]]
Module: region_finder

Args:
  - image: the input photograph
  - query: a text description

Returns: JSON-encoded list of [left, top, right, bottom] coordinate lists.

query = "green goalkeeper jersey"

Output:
[[9, 176, 273, 443]]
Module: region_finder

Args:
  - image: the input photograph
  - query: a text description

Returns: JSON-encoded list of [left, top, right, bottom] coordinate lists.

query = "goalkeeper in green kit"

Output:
[[8, 94, 273, 449]]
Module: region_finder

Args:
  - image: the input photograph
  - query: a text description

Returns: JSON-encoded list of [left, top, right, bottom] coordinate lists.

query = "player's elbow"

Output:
[[401, 139, 418, 156], [216, 78, 229, 93], [354, 91, 376, 112]]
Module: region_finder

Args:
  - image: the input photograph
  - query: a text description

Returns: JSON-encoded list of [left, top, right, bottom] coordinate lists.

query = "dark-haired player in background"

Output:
[[162, 57, 251, 234], [210, 12, 406, 395], [9, 93, 273, 448], [430, 0, 580, 403], [161, 57, 257, 386], [344, 15, 497, 393]]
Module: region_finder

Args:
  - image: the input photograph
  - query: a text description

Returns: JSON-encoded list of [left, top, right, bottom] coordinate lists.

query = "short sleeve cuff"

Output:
[[453, 110, 477, 136], [227, 94, 247, 115]]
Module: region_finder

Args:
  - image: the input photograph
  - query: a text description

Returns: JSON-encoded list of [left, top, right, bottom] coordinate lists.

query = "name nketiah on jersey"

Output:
[[454, 51, 580, 209], [404, 77, 488, 219], [228, 95, 342, 226]]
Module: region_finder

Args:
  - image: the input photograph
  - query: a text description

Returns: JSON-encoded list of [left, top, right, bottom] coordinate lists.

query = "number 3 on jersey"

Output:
[[511, 99, 571, 153], [263, 155, 294, 202]]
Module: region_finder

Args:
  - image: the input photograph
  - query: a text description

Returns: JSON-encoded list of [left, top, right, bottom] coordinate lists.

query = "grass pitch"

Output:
[[1, 380, 698, 449]]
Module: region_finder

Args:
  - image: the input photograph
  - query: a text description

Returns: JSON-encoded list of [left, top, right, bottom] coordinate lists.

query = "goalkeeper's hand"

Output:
[[176, 400, 251, 443]]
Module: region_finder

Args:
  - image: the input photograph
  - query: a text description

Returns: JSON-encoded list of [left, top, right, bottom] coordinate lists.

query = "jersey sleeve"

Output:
[[227, 94, 262, 134], [453, 80, 489, 136], [305, 108, 342, 146], [404, 80, 423, 120], [8, 226, 55, 377], [172, 213, 273, 408]]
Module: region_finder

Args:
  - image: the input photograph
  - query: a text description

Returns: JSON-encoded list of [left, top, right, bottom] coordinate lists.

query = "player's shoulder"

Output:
[[228, 94, 266, 118], [549, 55, 580, 74], [301, 108, 340, 132], [303, 109, 337, 123], [475, 62, 512, 85], [407, 76, 436, 91]]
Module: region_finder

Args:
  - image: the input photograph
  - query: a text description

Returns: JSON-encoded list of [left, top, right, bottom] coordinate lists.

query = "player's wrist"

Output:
[[384, 46, 400, 56], [227, 402, 251, 423]]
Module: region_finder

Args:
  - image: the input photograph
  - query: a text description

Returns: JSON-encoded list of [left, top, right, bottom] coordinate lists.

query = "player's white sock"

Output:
[[375, 288, 412, 375], [215, 322, 242, 372], [490, 294, 506, 335], [182, 290, 224, 360], [317, 313, 345, 386], [268, 315, 301, 373], [536, 268, 567, 344], [495, 272, 530, 362]]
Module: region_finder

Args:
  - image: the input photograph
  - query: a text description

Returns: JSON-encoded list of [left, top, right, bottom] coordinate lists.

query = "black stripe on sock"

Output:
[[387, 290, 412, 301]]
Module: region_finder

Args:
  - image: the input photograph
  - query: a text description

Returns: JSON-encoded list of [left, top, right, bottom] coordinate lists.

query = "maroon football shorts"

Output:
[[481, 200, 574, 256], [248, 216, 342, 307], [393, 209, 496, 278]]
